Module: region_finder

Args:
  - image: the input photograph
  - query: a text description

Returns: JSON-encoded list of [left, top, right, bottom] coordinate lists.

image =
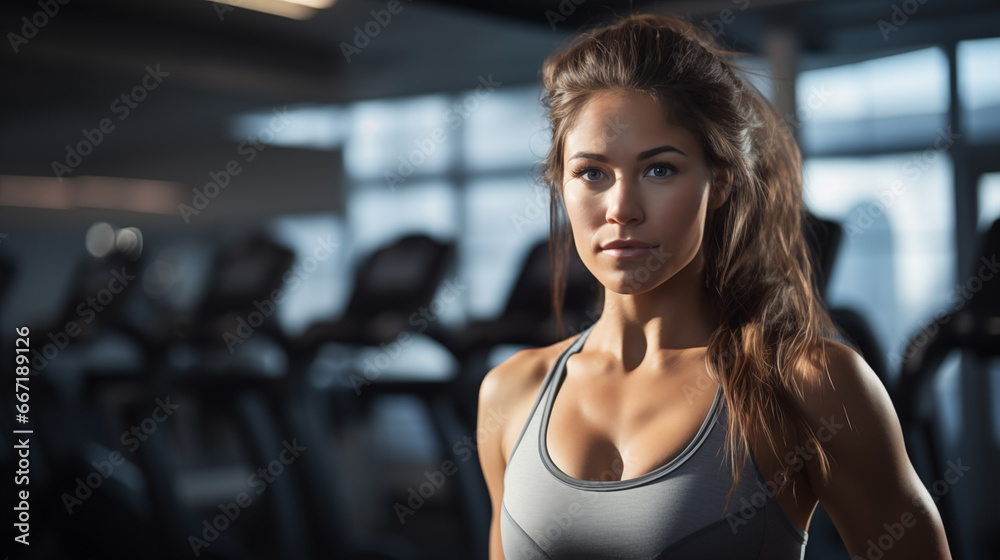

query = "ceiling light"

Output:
[[0, 175, 183, 214], [206, 0, 335, 20]]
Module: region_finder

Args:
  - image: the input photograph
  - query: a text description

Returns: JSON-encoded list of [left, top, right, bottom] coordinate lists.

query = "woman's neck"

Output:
[[588, 252, 718, 373]]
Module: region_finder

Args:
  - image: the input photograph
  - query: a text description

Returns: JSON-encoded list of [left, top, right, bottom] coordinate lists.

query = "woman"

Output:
[[476, 12, 952, 560]]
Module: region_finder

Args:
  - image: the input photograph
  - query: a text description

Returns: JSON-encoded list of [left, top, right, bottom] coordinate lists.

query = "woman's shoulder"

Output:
[[786, 336, 898, 456], [794, 337, 882, 401], [478, 332, 582, 408], [778, 338, 937, 552], [477, 332, 586, 464]]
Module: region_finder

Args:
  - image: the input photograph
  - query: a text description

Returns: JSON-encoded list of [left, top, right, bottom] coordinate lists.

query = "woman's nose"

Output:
[[605, 176, 643, 225]]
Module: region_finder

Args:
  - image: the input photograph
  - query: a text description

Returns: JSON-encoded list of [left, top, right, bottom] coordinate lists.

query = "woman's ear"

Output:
[[708, 166, 733, 210]]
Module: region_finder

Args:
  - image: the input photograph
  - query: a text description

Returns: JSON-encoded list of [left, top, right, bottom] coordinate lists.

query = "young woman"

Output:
[[476, 12, 953, 560]]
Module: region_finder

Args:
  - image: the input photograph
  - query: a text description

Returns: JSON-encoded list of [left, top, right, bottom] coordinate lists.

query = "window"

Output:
[[268, 214, 346, 337], [979, 172, 1000, 233], [463, 178, 550, 318], [804, 152, 955, 381], [797, 47, 949, 154], [958, 37, 1000, 143], [344, 95, 456, 182], [464, 85, 549, 172]]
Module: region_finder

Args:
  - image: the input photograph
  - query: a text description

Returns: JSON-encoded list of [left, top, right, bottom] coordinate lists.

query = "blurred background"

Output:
[[1, 0, 999, 558]]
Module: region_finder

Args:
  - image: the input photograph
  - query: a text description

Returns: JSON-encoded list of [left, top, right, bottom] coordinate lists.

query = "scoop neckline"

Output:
[[538, 322, 725, 491]]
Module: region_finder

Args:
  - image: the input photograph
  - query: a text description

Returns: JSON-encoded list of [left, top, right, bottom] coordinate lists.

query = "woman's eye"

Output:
[[647, 164, 675, 178], [572, 167, 604, 181]]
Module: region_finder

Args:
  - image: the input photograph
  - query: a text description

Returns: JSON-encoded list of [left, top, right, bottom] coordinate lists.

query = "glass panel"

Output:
[[463, 178, 551, 319], [346, 180, 457, 257], [977, 172, 1000, 234], [230, 105, 347, 150], [803, 152, 955, 381], [958, 37, 1000, 143], [267, 214, 346, 336], [797, 47, 949, 154], [345, 180, 461, 324], [344, 95, 455, 183], [464, 84, 550, 172]]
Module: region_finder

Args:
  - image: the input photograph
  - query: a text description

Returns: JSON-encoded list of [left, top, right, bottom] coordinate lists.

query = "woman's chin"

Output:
[[598, 273, 665, 296]]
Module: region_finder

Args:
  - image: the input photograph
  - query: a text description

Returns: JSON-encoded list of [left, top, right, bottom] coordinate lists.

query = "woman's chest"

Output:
[[544, 356, 721, 483]]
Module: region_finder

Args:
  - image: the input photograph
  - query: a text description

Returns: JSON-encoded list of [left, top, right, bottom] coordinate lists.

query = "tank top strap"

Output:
[[505, 323, 597, 464]]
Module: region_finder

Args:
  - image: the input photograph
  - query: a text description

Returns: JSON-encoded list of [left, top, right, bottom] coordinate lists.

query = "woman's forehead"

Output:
[[562, 92, 701, 160]]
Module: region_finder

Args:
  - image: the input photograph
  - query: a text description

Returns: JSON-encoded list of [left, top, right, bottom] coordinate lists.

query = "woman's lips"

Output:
[[601, 246, 659, 259]]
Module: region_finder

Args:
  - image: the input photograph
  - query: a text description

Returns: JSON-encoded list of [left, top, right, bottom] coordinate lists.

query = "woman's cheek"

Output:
[[564, 190, 602, 230], [658, 188, 703, 230]]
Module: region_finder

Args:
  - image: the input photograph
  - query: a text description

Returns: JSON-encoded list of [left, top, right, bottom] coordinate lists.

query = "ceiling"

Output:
[[1, 0, 996, 229]]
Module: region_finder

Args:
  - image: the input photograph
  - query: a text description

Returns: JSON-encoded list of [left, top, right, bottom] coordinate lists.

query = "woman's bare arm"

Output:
[[797, 341, 953, 560], [478, 356, 518, 560]]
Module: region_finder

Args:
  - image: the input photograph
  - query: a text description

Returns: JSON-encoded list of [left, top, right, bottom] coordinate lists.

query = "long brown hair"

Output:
[[538, 12, 848, 512]]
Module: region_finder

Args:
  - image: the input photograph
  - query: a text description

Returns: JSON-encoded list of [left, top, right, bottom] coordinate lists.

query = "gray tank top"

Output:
[[500, 322, 808, 559]]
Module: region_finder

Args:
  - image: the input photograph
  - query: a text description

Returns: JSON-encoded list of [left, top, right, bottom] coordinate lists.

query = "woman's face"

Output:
[[560, 90, 728, 295]]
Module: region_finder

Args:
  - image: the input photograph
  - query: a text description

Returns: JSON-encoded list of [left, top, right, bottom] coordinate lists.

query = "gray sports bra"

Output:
[[500, 322, 808, 559]]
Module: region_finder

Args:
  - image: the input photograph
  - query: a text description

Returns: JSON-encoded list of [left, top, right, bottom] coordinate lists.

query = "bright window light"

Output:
[[798, 47, 948, 123], [803, 152, 954, 380], [230, 105, 346, 150]]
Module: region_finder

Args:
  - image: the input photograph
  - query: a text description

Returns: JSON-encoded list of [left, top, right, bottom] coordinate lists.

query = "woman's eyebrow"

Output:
[[567, 145, 688, 163], [637, 145, 687, 160], [567, 151, 607, 162]]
